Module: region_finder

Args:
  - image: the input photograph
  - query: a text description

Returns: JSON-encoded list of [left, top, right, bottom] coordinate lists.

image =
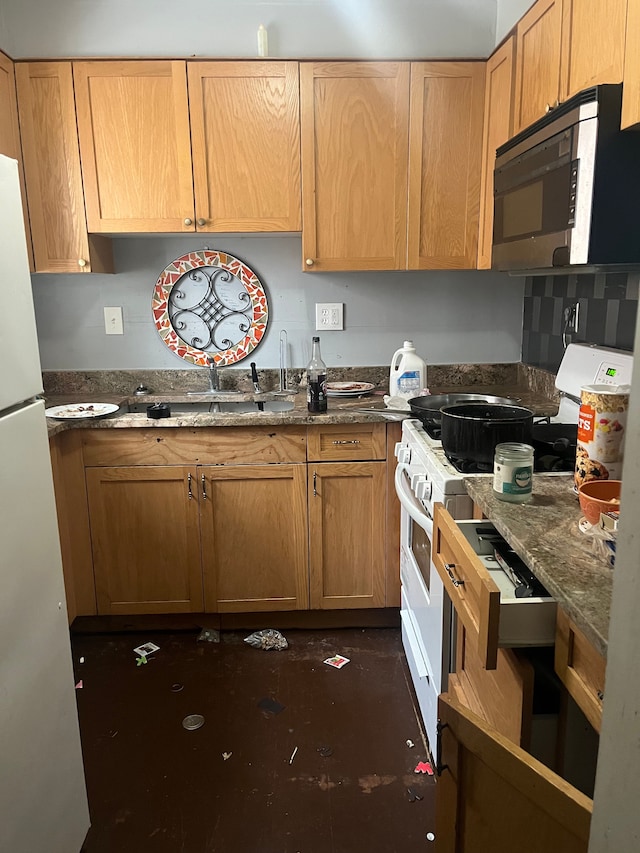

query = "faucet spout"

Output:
[[207, 356, 219, 392]]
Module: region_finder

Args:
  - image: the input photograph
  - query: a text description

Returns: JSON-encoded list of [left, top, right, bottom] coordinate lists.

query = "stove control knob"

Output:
[[396, 445, 411, 464], [411, 473, 426, 492], [416, 479, 432, 501]]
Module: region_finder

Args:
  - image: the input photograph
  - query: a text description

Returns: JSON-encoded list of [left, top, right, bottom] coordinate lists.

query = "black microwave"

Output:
[[492, 84, 640, 271]]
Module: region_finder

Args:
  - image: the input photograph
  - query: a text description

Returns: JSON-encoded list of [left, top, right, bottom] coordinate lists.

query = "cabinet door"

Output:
[[478, 39, 515, 270], [188, 61, 301, 232], [86, 466, 203, 615], [308, 462, 386, 609], [300, 62, 409, 271], [561, 0, 626, 101], [408, 62, 485, 270], [0, 51, 33, 270], [513, 0, 563, 134], [74, 60, 194, 233], [436, 694, 592, 853], [15, 62, 113, 274], [201, 464, 309, 612], [622, 0, 640, 129]]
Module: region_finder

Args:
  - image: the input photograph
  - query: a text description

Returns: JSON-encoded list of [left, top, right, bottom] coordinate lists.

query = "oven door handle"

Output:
[[394, 463, 434, 538]]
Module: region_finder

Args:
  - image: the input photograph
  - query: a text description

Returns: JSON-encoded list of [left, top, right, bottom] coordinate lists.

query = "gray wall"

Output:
[[7, 0, 529, 375], [32, 235, 524, 371], [495, 0, 533, 43], [0, 0, 498, 60]]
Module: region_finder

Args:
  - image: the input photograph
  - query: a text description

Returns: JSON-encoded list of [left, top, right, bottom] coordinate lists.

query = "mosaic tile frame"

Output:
[[152, 250, 269, 367]]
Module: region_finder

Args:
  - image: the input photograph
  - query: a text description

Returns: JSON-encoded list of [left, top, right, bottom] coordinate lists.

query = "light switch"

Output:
[[104, 306, 124, 335]]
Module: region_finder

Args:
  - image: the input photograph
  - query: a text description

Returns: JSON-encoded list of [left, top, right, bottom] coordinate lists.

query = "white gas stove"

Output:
[[395, 343, 633, 757]]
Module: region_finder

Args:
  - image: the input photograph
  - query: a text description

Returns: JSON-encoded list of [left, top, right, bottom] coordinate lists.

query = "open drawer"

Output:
[[433, 503, 557, 670]]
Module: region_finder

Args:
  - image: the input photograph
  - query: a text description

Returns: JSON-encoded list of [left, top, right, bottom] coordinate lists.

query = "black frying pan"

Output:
[[401, 394, 521, 427]]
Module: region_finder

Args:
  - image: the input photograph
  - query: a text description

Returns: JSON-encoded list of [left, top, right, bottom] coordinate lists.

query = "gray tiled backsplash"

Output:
[[522, 271, 638, 373]]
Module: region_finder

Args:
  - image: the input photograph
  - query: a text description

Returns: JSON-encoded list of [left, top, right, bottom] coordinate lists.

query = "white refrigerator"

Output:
[[0, 154, 90, 850]]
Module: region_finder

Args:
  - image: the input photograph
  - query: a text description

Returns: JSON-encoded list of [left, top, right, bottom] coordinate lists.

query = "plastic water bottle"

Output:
[[389, 341, 427, 400]]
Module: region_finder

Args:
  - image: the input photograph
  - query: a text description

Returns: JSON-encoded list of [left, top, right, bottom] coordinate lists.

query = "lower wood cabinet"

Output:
[[59, 423, 395, 617], [85, 465, 204, 615], [200, 464, 309, 612], [308, 461, 386, 609]]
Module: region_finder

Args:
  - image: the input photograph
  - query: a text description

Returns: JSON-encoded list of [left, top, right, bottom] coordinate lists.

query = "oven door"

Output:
[[394, 463, 450, 696]]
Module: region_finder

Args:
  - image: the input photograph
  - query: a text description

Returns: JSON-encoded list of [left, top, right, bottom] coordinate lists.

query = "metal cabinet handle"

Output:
[[184, 218, 193, 226], [188, 472, 193, 500], [201, 474, 207, 500], [332, 439, 361, 445], [77, 258, 87, 268], [305, 258, 314, 266], [444, 562, 464, 587], [436, 721, 449, 776], [313, 471, 317, 497], [197, 218, 206, 227]]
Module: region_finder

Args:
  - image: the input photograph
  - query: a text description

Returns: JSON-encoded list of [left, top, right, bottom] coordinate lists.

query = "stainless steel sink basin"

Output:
[[127, 399, 295, 415]]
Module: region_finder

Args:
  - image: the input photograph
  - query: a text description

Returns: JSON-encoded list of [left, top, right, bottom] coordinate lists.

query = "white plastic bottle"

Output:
[[389, 341, 427, 400]]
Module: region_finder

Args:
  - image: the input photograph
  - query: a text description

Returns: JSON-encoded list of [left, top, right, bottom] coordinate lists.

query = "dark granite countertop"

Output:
[[464, 475, 612, 658]]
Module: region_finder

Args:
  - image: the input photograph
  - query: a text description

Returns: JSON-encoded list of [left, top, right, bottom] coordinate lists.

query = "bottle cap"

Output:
[[313, 336, 320, 342]]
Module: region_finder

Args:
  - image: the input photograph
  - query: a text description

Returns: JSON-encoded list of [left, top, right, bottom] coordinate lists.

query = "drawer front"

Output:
[[555, 608, 605, 733], [307, 422, 386, 461], [433, 505, 557, 671], [433, 503, 501, 669], [81, 426, 307, 466]]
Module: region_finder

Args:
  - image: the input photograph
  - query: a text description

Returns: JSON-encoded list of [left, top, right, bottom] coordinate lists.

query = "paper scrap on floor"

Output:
[[324, 655, 350, 669]]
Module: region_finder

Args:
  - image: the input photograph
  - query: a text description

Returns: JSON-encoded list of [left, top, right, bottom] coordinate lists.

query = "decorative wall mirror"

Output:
[[152, 250, 269, 366]]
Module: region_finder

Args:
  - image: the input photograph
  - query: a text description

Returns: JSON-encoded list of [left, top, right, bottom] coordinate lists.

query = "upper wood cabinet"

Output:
[[74, 60, 195, 233], [478, 38, 515, 270], [300, 61, 410, 271], [513, 0, 563, 134], [408, 62, 485, 270], [0, 51, 34, 270], [15, 62, 113, 274], [622, 0, 640, 129], [187, 61, 301, 232], [561, 0, 627, 101]]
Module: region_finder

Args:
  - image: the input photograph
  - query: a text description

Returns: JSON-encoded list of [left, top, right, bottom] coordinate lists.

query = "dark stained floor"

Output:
[[73, 628, 436, 853]]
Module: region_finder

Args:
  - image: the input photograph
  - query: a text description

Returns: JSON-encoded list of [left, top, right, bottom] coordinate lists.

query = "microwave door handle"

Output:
[[394, 463, 434, 538]]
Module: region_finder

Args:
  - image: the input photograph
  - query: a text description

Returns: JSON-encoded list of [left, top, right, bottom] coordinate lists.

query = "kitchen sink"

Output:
[[126, 399, 295, 415]]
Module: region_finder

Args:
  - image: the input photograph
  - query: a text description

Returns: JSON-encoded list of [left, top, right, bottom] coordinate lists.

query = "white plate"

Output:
[[45, 403, 120, 420], [326, 381, 375, 397]]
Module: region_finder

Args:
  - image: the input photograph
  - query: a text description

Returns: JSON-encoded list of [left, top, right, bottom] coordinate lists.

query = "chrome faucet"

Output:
[[207, 356, 219, 392]]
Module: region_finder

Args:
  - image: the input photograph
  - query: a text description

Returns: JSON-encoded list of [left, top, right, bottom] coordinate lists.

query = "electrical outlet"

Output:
[[315, 302, 344, 331], [104, 306, 124, 335]]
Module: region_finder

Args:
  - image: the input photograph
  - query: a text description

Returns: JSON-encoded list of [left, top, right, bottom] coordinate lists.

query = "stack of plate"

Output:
[[325, 381, 375, 398]]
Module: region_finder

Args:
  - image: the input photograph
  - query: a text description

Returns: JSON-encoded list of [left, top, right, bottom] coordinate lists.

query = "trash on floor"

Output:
[[75, 680, 83, 689], [406, 787, 423, 802], [170, 683, 184, 692], [323, 655, 350, 669], [79, 656, 85, 664], [133, 642, 160, 657], [222, 752, 232, 761], [197, 628, 220, 643], [182, 714, 205, 731], [289, 746, 298, 765], [414, 761, 434, 776], [317, 746, 333, 758], [406, 739, 415, 748], [426, 832, 436, 842], [244, 629, 288, 650], [136, 655, 149, 666], [258, 697, 285, 716]]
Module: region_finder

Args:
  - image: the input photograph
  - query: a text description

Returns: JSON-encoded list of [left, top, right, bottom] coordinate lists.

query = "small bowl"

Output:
[[578, 479, 622, 526]]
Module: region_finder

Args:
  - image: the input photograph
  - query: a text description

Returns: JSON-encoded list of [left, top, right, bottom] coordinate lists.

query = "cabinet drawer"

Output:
[[555, 608, 605, 733], [81, 426, 307, 466], [433, 505, 557, 670], [307, 423, 386, 461]]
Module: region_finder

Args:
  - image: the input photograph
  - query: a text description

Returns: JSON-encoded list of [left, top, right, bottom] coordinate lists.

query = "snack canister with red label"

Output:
[[575, 384, 629, 488]]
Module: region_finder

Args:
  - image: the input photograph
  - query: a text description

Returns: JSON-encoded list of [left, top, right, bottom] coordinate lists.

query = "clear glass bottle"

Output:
[[307, 336, 327, 414], [493, 442, 534, 503]]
